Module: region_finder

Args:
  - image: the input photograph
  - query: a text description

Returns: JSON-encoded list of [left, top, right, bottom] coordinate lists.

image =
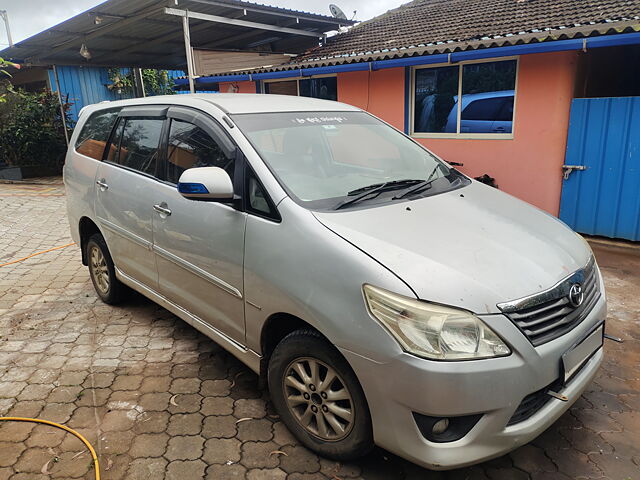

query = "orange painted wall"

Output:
[[337, 52, 578, 215], [338, 68, 406, 130], [219, 80, 257, 93]]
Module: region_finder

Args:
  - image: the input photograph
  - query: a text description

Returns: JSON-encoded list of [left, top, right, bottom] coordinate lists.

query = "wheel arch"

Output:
[[78, 216, 102, 265], [259, 312, 328, 388]]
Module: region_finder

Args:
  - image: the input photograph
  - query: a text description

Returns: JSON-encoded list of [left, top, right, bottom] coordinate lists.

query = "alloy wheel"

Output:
[[283, 357, 354, 441], [89, 245, 110, 295]]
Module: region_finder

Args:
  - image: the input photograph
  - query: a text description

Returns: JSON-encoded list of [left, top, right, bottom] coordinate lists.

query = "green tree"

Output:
[[0, 86, 72, 167]]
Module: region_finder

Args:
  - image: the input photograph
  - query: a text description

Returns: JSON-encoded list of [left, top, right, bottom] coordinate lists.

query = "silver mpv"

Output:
[[65, 94, 606, 470]]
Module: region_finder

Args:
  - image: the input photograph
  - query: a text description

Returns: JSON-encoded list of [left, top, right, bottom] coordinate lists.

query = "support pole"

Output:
[[182, 11, 196, 93], [0, 10, 13, 48], [52, 65, 70, 146], [133, 68, 146, 97]]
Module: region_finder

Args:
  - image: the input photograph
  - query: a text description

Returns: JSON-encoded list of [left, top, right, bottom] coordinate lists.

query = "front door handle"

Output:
[[153, 203, 172, 216], [96, 179, 109, 190]]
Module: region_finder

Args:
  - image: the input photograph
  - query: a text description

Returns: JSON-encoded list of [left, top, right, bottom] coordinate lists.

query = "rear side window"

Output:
[[109, 118, 164, 177], [462, 97, 510, 122], [74, 108, 121, 160]]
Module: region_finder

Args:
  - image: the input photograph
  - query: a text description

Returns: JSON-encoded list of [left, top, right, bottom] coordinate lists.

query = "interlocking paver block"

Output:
[[111, 375, 144, 391], [127, 457, 168, 479], [201, 396, 234, 416], [205, 463, 247, 479], [278, 445, 321, 474], [165, 435, 205, 461], [240, 441, 281, 469], [139, 376, 171, 393], [237, 418, 274, 442], [0, 422, 35, 443], [233, 398, 267, 419], [129, 433, 169, 458], [135, 411, 170, 434], [246, 468, 287, 480], [0, 442, 25, 467], [200, 379, 231, 397], [202, 438, 242, 465], [166, 459, 207, 480], [167, 413, 203, 436], [202, 415, 238, 439], [170, 378, 201, 394]]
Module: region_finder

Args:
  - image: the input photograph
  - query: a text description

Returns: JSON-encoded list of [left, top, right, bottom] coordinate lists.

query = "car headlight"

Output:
[[363, 284, 511, 360]]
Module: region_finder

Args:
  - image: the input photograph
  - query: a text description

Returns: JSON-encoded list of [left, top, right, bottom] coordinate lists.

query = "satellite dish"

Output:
[[329, 4, 348, 20]]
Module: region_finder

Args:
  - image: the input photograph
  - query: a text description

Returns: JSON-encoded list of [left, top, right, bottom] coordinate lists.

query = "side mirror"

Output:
[[177, 167, 234, 201]]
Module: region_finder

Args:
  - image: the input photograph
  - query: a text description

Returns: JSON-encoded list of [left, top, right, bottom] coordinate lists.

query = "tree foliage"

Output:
[[108, 68, 175, 96], [0, 85, 72, 167]]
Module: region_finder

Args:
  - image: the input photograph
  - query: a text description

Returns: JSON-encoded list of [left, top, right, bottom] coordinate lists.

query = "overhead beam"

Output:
[[164, 7, 321, 38], [184, 0, 353, 26]]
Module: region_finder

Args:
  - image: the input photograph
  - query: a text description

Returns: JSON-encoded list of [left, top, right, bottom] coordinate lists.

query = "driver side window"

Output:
[[166, 119, 235, 185]]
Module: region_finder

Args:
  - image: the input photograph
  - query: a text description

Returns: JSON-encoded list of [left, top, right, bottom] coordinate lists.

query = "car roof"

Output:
[[81, 93, 361, 117]]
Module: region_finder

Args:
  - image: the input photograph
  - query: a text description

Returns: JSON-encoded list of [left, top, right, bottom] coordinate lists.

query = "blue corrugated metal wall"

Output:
[[48, 66, 135, 121], [560, 97, 640, 241], [48, 67, 186, 122]]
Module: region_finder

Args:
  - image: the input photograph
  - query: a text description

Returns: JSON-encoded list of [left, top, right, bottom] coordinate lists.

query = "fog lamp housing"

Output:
[[413, 412, 482, 443]]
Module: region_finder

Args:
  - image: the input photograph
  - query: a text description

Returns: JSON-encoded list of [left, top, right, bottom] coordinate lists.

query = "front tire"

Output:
[[268, 329, 373, 460], [86, 233, 125, 305]]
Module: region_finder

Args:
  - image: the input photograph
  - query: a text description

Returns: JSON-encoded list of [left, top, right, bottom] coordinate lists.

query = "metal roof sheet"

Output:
[[0, 0, 353, 68], [186, 0, 640, 78]]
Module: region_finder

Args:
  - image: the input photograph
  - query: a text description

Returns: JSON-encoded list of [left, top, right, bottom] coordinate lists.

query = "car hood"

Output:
[[313, 181, 591, 314]]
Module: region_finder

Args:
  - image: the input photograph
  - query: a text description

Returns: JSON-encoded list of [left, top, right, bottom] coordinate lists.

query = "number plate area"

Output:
[[562, 324, 604, 383]]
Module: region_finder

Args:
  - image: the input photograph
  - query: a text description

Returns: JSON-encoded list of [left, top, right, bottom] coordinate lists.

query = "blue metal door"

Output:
[[560, 97, 640, 241]]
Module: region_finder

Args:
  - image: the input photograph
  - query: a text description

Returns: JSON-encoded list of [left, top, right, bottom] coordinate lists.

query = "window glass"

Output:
[[413, 66, 458, 133], [106, 119, 124, 163], [461, 97, 505, 121], [299, 77, 338, 101], [166, 119, 235, 184], [460, 60, 516, 133], [413, 59, 517, 135], [234, 111, 466, 210], [74, 108, 121, 160], [116, 118, 163, 176], [246, 170, 274, 217], [265, 80, 298, 96], [265, 77, 337, 101]]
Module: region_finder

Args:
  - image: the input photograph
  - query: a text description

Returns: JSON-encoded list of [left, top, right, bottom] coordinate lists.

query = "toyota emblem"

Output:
[[568, 284, 584, 308]]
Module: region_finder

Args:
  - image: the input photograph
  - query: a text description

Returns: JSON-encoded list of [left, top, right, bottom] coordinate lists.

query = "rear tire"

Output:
[[86, 233, 125, 305], [268, 329, 373, 460]]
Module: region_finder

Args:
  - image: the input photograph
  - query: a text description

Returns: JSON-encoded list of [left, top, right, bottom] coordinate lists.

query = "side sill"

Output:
[[115, 267, 261, 374]]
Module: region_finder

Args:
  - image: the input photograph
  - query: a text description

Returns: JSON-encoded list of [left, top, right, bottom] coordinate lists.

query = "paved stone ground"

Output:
[[0, 178, 638, 480]]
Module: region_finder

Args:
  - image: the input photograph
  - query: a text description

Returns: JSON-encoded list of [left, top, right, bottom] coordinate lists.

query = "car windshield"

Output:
[[232, 111, 468, 209]]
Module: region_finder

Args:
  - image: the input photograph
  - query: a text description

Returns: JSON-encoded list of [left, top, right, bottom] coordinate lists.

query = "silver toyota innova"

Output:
[[64, 94, 606, 470]]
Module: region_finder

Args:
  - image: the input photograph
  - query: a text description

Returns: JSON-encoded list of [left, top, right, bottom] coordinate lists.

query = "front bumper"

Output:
[[340, 295, 606, 470]]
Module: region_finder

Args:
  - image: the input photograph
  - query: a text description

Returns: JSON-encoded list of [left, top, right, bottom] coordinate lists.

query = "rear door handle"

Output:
[[96, 179, 109, 190], [153, 203, 172, 216]]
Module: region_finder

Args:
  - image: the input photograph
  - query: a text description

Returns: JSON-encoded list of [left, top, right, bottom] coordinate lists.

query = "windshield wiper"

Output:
[[335, 179, 424, 210], [392, 164, 445, 200], [345, 179, 423, 196]]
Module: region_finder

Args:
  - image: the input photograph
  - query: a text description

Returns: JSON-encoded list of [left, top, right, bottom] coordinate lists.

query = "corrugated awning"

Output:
[[0, 0, 353, 69]]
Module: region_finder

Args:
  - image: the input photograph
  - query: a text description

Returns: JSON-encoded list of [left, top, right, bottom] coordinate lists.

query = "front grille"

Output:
[[507, 378, 563, 426], [498, 257, 600, 346]]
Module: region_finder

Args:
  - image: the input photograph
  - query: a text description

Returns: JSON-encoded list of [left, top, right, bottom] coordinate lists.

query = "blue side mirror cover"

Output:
[[178, 182, 210, 195]]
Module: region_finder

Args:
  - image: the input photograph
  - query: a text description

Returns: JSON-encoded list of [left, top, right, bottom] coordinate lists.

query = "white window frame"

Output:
[[410, 56, 520, 140], [261, 74, 337, 95]]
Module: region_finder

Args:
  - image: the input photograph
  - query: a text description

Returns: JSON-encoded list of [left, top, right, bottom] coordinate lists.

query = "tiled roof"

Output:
[[297, 0, 640, 63]]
